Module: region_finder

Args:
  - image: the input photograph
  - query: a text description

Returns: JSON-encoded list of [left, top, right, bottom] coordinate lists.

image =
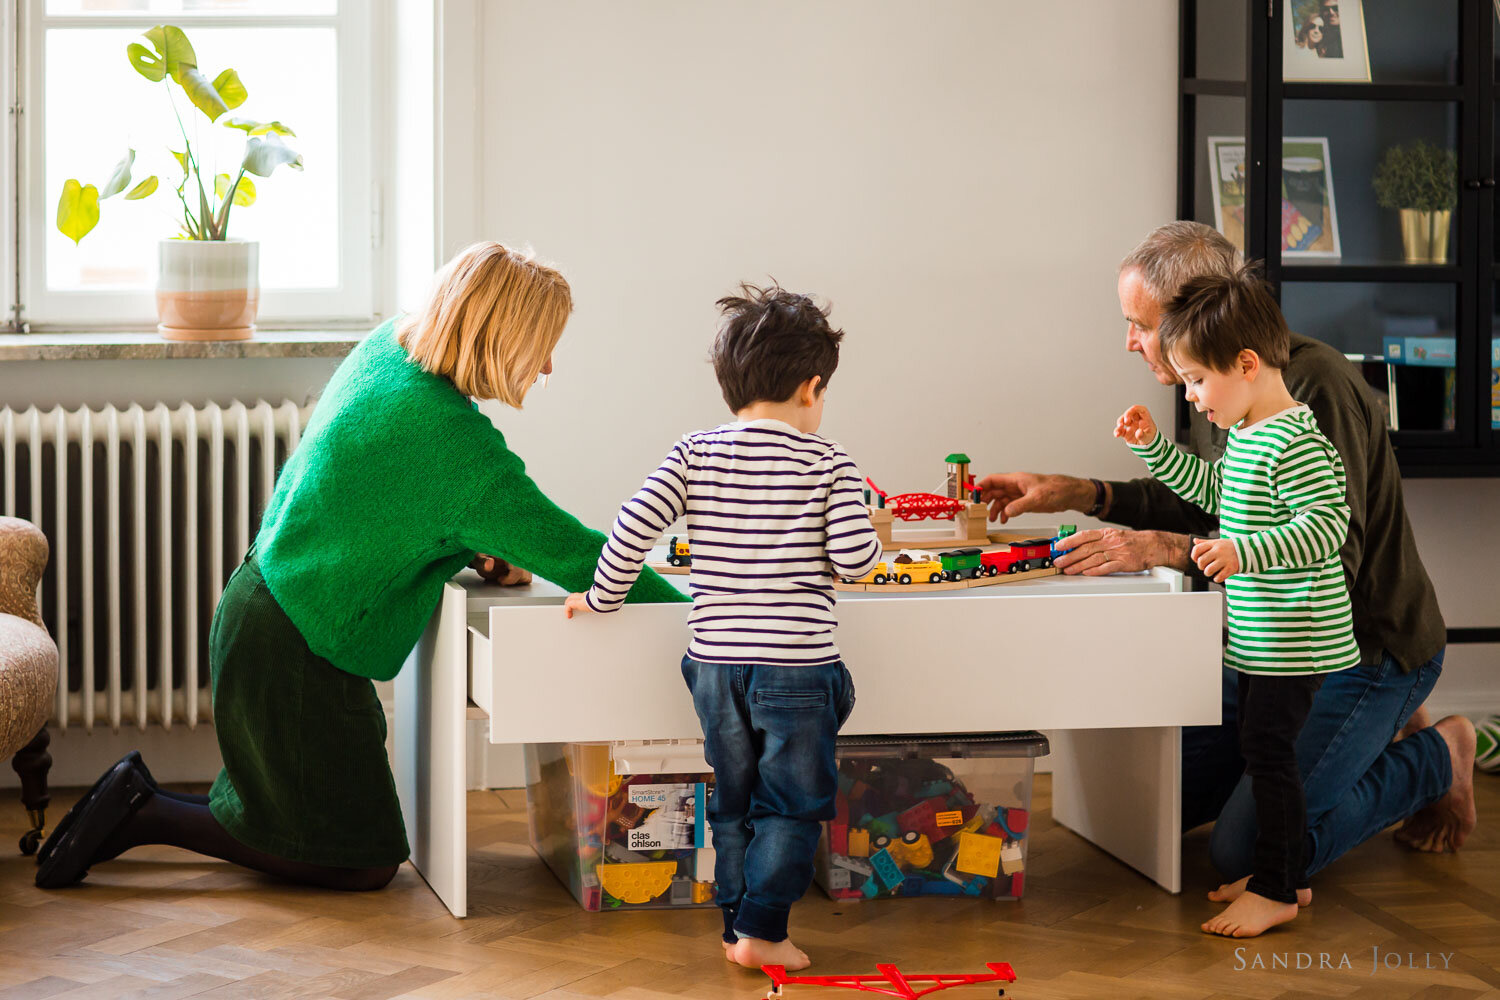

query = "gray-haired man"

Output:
[[978, 221, 1476, 903]]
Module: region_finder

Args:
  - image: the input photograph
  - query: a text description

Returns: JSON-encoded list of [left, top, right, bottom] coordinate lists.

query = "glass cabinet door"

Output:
[[1194, 0, 1247, 81], [1283, 0, 1459, 85], [1277, 100, 1460, 271], [1281, 282, 1462, 436]]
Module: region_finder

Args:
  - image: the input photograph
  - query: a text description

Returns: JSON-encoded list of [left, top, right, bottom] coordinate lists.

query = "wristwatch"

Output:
[[1086, 478, 1106, 517]]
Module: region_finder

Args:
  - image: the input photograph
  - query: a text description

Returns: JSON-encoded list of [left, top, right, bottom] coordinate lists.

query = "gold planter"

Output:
[[1398, 209, 1452, 264]]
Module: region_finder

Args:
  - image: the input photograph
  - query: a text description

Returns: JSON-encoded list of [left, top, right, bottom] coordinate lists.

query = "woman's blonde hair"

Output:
[[397, 242, 573, 407]]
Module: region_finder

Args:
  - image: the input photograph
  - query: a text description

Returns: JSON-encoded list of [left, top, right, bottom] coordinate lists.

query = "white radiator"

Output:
[[0, 400, 312, 733]]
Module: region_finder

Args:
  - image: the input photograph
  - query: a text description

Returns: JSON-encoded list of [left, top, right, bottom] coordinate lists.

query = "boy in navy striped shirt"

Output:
[[566, 283, 881, 971]]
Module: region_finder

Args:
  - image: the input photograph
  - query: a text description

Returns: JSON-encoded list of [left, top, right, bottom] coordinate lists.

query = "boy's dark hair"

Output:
[[711, 282, 844, 412], [1158, 264, 1291, 373]]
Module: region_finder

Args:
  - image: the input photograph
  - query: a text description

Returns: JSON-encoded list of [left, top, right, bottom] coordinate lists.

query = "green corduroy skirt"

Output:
[[207, 552, 410, 868]]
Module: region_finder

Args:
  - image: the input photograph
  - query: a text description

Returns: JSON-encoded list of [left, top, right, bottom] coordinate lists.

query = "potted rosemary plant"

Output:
[[56, 25, 303, 341], [1371, 140, 1457, 265]]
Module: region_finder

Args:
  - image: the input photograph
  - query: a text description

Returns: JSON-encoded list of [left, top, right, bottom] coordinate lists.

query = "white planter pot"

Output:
[[156, 238, 259, 342]]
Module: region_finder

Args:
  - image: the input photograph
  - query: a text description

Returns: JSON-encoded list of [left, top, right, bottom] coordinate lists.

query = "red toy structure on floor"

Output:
[[762, 962, 1016, 999]]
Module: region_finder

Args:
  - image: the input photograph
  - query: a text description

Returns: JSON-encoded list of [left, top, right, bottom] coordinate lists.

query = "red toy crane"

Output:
[[762, 962, 1016, 999]]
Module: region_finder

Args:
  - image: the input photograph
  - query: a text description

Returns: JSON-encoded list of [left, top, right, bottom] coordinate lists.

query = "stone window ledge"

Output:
[[0, 330, 365, 362]]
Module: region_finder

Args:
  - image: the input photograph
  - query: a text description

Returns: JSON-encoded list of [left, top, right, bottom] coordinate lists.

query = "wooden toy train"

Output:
[[843, 528, 1075, 586]]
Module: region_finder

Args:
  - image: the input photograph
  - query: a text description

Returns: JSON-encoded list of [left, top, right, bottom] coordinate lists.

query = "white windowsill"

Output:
[[0, 329, 364, 362]]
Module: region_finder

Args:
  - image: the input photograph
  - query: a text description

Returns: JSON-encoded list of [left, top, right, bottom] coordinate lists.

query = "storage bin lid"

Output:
[[836, 731, 1049, 759]]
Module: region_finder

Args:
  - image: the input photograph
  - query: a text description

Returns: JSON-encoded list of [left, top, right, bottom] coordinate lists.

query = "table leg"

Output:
[[395, 581, 470, 917], [1049, 726, 1182, 894]]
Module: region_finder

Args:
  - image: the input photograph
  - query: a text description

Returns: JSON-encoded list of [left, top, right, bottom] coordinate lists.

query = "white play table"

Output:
[[394, 555, 1222, 918]]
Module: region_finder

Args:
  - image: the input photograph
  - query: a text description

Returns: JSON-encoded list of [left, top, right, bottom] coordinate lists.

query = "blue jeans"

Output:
[[681, 655, 855, 943], [1183, 649, 1450, 884]]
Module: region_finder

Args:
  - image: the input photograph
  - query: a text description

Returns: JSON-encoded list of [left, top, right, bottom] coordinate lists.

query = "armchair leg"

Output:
[[11, 727, 51, 856]]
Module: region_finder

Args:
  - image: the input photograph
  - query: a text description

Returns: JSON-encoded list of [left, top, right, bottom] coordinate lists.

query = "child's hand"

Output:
[[1191, 537, 1240, 583], [563, 593, 592, 619], [1114, 405, 1159, 446]]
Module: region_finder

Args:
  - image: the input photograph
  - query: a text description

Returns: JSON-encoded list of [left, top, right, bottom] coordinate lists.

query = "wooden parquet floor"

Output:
[[2, 773, 1497, 1000]]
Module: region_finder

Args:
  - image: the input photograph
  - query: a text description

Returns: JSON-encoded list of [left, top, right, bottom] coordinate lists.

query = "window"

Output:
[[2, 3, 15, 329], [17, 0, 374, 329]]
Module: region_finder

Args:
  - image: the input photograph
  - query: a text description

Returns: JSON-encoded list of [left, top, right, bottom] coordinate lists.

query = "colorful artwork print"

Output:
[[1207, 137, 1341, 259]]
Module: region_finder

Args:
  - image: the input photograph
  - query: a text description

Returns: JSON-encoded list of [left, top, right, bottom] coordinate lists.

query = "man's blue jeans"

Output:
[[681, 655, 855, 944], [1182, 650, 1451, 883]]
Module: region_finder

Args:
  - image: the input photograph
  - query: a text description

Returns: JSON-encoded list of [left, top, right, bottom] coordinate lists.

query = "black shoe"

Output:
[[37, 751, 160, 866], [35, 761, 154, 889]]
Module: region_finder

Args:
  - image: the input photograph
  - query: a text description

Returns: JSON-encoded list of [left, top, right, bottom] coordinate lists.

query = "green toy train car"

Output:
[[939, 547, 985, 581]]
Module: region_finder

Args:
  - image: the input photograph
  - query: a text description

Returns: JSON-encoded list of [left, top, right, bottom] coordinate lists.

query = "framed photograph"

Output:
[[1207, 136, 1342, 259], [1283, 0, 1370, 82]]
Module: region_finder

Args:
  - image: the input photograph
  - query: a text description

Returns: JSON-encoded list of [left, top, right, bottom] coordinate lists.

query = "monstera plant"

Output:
[[56, 24, 303, 244], [56, 25, 304, 341]]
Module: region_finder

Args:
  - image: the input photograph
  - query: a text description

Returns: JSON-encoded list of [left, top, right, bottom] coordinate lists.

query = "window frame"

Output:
[[2, 3, 16, 330], [19, 0, 376, 330]]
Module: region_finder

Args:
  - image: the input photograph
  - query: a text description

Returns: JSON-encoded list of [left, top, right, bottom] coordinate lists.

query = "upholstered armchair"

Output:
[[0, 517, 57, 854]]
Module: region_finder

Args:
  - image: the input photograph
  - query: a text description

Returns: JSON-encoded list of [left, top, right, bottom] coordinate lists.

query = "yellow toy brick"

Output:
[[597, 861, 678, 904], [955, 831, 1003, 878], [848, 828, 871, 858]]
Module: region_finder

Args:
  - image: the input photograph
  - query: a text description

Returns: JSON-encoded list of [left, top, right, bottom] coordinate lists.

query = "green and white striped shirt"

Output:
[[1130, 405, 1359, 676]]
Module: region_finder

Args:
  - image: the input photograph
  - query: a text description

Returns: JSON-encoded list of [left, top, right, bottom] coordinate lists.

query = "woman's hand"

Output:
[[1114, 405, 1158, 446], [1191, 537, 1240, 583], [472, 554, 532, 586], [563, 593, 592, 619]]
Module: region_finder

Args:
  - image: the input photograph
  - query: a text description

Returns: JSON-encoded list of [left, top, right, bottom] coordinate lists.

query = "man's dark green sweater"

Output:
[[1107, 332, 1445, 674]]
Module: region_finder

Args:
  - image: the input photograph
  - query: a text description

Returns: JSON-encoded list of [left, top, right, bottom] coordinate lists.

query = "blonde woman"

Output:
[[37, 243, 686, 890]]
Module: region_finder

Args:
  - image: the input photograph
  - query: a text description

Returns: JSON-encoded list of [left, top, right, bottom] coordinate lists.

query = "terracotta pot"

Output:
[[156, 238, 258, 341]]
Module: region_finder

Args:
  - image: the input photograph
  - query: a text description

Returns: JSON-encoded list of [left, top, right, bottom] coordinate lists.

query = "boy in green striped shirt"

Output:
[[1116, 268, 1357, 939]]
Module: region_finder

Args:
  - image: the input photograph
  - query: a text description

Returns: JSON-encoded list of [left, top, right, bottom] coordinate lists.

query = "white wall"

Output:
[[473, 0, 1179, 531], [465, 0, 1497, 715], [0, 358, 340, 412], [1403, 481, 1499, 716]]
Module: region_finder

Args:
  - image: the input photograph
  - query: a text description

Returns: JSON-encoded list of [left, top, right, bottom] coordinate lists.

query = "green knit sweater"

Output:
[[254, 320, 688, 681]]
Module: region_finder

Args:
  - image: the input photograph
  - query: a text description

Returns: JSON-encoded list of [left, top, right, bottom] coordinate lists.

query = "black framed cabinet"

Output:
[[1179, 0, 1500, 475]]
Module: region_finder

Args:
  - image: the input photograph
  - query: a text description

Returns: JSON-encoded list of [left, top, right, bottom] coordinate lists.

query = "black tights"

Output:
[[94, 791, 398, 892]]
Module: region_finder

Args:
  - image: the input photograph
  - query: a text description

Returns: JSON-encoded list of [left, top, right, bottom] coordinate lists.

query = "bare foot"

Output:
[[1395, 715, 1477, 853], [1202, 891, 1299, 938], [732, 936, 810, 972], [1207, 876, 1311, 907], [723, 940, 737, 963], [1396, 704, 1433, 742]]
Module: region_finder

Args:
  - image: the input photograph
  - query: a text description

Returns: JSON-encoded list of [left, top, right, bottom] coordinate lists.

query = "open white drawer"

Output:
[[467, 568, 1223, 744]]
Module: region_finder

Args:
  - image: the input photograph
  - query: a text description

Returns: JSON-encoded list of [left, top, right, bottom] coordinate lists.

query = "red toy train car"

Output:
[[980, 539, 1055, 575]]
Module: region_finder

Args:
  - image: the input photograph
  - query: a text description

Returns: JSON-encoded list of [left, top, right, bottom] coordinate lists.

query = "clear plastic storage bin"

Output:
[[524, 740, 718, 911], [815, 732, 1049, 901]]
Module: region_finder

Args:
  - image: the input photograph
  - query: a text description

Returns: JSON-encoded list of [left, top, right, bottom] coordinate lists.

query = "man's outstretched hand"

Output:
[[975, 472, 1093, 524]]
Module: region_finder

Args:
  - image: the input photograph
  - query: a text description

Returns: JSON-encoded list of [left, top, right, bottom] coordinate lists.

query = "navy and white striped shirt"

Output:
[[585, 419, 882, 665]]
